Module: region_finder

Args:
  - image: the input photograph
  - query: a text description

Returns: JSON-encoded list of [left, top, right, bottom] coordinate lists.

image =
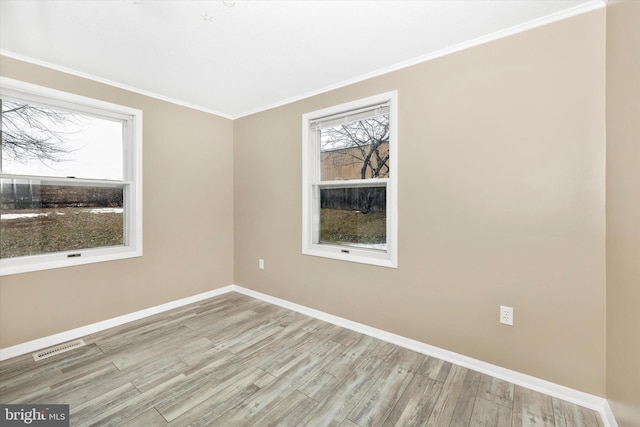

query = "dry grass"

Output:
[[0, 208, 123, 258], [319, 208, 386, 246]]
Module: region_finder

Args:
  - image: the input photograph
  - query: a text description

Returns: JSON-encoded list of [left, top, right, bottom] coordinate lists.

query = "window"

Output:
[[302, 91, 397, 268], [0, 78, 142, 275]]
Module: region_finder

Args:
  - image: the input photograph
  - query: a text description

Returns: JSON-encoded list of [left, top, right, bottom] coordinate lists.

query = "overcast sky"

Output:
[[3, 112, 123, 181]]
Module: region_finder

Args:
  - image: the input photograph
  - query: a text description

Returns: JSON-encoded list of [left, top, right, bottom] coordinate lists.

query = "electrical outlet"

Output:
[[500, 306, 513, 326], [259, 259, 265, 270]]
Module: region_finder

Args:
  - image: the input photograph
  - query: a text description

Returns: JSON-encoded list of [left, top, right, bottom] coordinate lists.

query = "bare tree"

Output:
[[2, 100, 77, 165], [321, 115, 389, 180], [321, 115, 389, 213]]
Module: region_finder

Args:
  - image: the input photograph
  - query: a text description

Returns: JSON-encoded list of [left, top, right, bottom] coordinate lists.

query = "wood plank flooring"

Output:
[[0, 293, 604, 426]]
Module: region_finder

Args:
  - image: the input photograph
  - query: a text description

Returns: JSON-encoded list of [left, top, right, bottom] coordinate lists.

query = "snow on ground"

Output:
[[1, 213, 50, 220], [1, 208, 124, 220], [90, 208, 124, 214]]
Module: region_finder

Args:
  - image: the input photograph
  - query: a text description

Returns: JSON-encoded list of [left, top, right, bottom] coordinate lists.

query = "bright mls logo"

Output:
[[1, 404, 69, 426]]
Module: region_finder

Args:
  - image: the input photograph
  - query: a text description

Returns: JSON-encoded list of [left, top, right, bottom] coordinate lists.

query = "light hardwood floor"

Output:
[[0, 292, 604, 426]]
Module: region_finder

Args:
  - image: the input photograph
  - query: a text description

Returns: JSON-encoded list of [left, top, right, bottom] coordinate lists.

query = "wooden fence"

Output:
[[0, 182, 122, 210], [320, 187, 386, 213]]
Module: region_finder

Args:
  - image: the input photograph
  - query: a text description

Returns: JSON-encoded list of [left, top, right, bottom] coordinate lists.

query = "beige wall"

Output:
[[234, 10, 607, 395], [606, 1, 640, 425], [0, 56, 235, 348]]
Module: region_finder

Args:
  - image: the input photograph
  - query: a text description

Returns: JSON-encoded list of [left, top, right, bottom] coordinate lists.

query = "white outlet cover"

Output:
[[500, 305, 513, 326]]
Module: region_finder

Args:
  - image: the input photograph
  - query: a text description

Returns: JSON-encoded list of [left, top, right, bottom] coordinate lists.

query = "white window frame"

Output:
[[302, 91, 398, 268], [0, 77, 143, 276]]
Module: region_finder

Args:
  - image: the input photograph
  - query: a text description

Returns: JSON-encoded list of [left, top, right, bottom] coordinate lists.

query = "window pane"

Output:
[[0, 179, 124, 258], [319, 186, 386, 250], [1, 99, 123, 180], [320, 114, 389, 181]]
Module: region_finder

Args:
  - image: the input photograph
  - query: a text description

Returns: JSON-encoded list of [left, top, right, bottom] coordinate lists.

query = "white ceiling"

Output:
[[0, 0, 602, 119]]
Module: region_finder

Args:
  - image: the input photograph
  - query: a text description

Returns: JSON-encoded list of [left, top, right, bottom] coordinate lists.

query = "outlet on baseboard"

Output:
[[259, 259, 265, 270], [500, 306, 513, 326]]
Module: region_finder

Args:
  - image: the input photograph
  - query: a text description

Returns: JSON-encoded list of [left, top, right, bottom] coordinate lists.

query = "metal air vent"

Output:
[[32, 339, 86, 361]]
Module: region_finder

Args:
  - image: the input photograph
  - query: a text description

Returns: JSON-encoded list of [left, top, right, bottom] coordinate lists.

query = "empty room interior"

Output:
[[0, 1, 638, 426]]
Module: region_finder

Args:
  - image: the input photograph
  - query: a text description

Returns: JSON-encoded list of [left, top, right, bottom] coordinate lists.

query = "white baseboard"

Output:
[[0, 283, 616, 427], [231, 285, 617, 427], [0, 285, 235, 361], [602, 402, 619, 427]]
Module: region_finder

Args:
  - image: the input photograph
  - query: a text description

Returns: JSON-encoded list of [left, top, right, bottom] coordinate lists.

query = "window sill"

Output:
[[0, 247, 142, 276], [303, 244, 397, 268]]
